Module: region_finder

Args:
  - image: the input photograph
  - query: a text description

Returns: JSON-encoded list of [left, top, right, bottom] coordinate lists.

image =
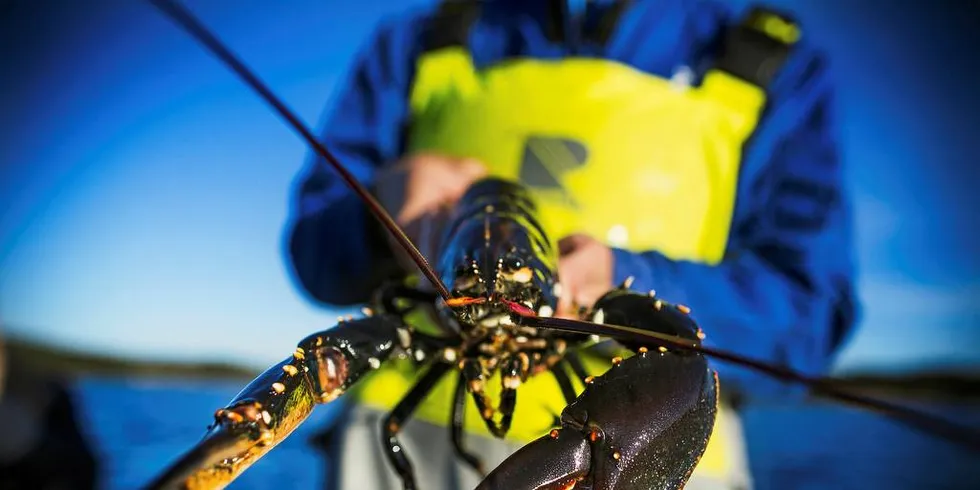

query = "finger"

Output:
[[396, 195, 437, 225], [443, 158, 488, 199], [447, 163, 488, 199], [445, 178, 474, 203], [397, 179, 459, 225], [458, 158, 488, 178], [414, 166, 482, 221], [557, 234, 589, 256]]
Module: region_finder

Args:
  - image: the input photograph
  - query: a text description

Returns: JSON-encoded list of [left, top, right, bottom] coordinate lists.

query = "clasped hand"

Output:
[[375, 153, 613, 319]]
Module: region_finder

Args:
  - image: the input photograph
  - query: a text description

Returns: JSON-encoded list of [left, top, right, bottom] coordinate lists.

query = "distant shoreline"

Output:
[[4, 335, 979, 401], [4, 335, 257, 381]]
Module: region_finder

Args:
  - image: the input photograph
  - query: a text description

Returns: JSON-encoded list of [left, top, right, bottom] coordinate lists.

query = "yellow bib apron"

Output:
[[349, 44, 768, 481]]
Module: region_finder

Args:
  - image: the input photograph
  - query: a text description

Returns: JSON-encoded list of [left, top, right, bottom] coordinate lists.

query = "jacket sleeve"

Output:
[[610, 43, 859, 400], [285, 16, 421, 307]]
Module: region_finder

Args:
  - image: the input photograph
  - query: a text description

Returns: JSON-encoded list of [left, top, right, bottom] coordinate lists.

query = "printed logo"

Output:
[[519, 135, 588, 208]]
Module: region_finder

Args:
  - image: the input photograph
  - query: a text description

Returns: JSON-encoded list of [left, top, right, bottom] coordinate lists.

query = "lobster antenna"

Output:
[[148, 0, 452, 301], [521, 315, 980, 452]]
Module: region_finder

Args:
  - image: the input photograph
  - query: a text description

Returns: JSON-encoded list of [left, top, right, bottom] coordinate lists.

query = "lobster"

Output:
[[144, 1, 980, 489]]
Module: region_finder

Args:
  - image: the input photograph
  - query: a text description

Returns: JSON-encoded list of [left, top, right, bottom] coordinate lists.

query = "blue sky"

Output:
[[1, 1, 977, 375]]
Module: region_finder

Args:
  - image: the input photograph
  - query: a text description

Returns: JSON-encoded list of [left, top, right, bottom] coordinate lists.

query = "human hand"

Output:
[[376, 152, 488, 226], [555, 234, 614, 319], [375, 152, 488, 268]]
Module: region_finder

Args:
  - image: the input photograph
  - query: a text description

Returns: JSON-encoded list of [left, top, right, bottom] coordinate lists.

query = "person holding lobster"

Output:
[[286, 1, 858, 489]]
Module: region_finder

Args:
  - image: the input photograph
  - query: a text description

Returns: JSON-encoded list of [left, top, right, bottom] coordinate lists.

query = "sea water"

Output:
[[71, 376, 980, 490]]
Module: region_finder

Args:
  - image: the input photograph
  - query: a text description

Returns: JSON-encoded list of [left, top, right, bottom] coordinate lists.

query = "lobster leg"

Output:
[[466, 354, 524, 438], [551, 361, 579, 405], [146, 314, 412, 490], [382, 361, 453, 490], [451, 371, 487, 477], [477, 290, 719, 490], [564, 351, 591, 386]]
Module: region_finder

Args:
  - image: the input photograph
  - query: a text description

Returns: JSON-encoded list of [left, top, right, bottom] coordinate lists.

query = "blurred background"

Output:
[[0, 0, 978, 489]]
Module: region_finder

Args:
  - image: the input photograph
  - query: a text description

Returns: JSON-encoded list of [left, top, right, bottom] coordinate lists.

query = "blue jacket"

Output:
[[285, 0, 859, 400]]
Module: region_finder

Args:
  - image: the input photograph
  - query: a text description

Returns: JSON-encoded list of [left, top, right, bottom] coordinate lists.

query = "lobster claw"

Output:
[[478, 350, 718, 490], [145, 314, 411, 489], [475, 428, 591, 490]]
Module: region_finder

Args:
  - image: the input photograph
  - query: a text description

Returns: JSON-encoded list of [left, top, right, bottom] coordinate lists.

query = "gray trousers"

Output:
[[334, 403, 753, 490]]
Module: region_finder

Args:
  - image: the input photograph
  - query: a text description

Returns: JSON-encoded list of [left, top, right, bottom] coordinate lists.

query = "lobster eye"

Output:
[[501, 266, 533, 283], [452, 271, 481, 292]]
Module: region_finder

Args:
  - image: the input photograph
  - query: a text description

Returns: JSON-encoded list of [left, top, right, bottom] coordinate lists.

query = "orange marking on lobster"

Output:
[[445, 296, 487, 307]]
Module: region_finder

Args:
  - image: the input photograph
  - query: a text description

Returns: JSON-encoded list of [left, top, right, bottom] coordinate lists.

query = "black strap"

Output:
[[420, 0, 482, 52], [544, 0, 567, 43], [422, 1, 633, 54], [584, 0, 633, 47], [713, 6, 801, 89]]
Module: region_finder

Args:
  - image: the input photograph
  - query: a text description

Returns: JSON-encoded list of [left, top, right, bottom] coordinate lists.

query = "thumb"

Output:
[[554, 261, 577, 319], [555, 283, 577, 319]]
